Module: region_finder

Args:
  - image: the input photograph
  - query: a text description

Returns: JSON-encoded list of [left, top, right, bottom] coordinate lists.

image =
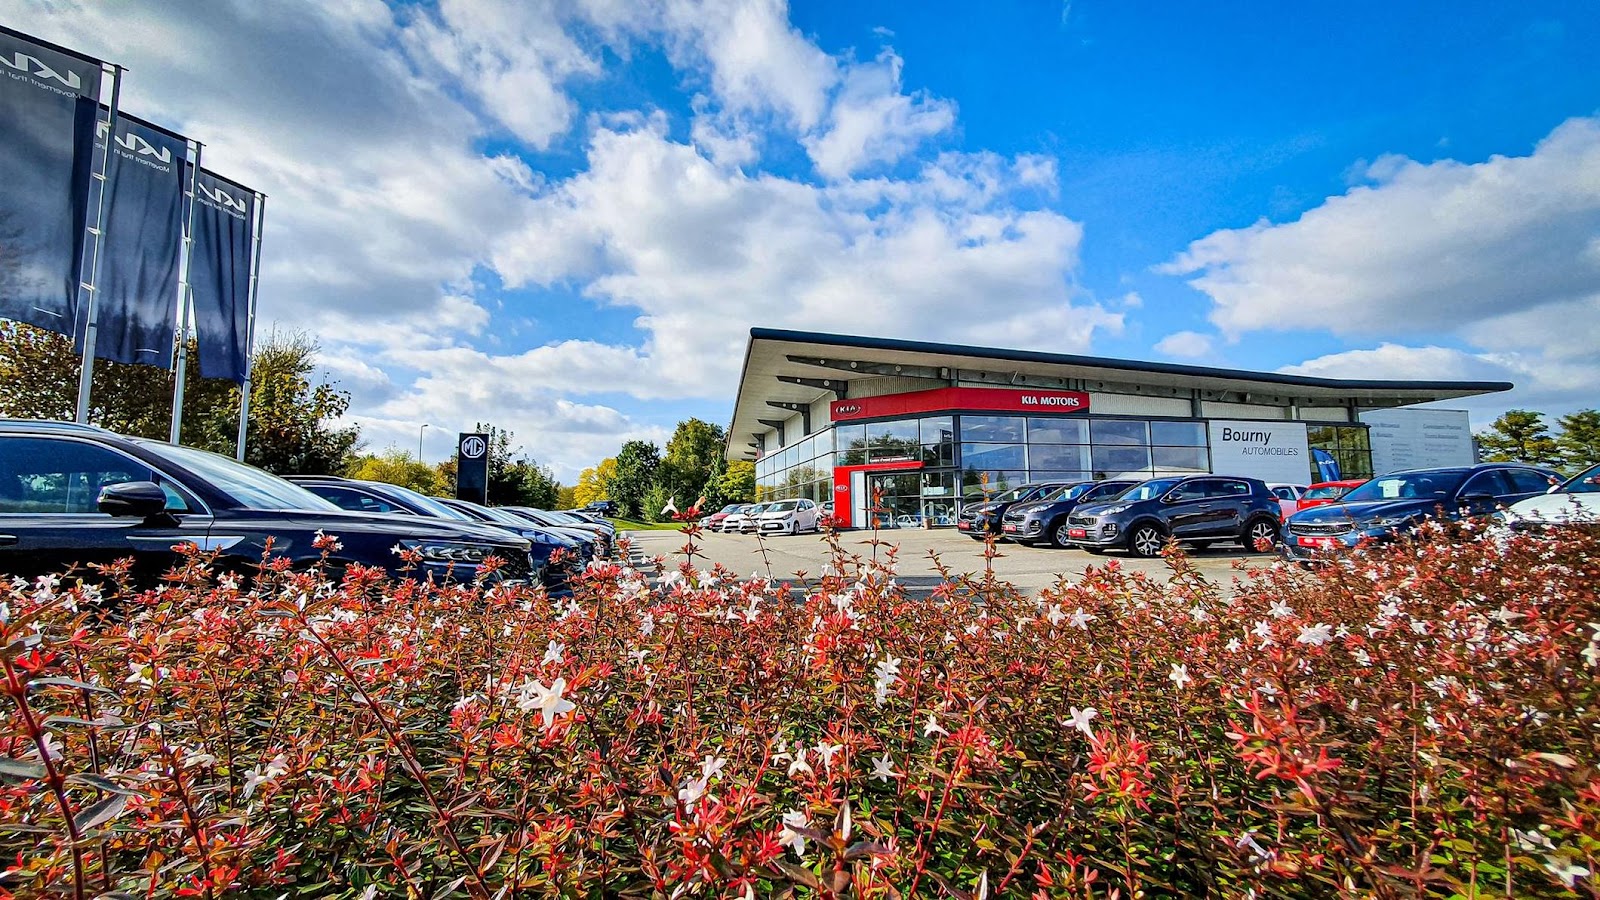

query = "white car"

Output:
[[720, 503, 767, 534], [1501, 464, 1600, 530], [756, 498, 820, 535], [1265, 483, 1307, 521]]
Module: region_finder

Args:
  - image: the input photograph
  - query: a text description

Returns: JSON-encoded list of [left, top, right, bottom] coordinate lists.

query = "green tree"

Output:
[[716, 459, 756, 504], [658, 418, 726, 508], [556, 485, 578, 509], [1556, 409, 1600, 472], [610, 440, 660, 519], [0, 321, 360, 473], [573, 458, 616, 507], [346, 448, 446, 495], [1478, 409, 1561, 467]]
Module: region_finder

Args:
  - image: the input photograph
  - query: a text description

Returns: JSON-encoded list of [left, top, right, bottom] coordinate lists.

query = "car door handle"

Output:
[[0, 535, 16, 547], [1196, 504, 1212, 509]]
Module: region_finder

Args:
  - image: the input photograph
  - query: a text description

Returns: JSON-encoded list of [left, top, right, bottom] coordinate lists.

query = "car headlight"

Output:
[[401, 540, 493, 564], [1097, 504, 1130, 516]]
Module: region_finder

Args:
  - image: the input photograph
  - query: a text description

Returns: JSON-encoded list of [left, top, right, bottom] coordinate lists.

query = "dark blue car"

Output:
[[1281, 462, 1558, 561]]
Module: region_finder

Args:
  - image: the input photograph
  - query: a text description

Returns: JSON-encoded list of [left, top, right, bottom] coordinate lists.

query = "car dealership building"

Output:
[[726, 329, 1512, 529]]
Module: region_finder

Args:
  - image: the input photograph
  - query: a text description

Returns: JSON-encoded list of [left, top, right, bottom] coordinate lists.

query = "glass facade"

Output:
[[755, 412, 1373, 525]]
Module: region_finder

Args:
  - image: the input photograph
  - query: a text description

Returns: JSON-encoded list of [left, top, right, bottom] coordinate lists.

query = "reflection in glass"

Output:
[[961, 415, 1024, 442], [1029, 444, 1092, 471], [1091, 419, 1149, 446], [1027, 418, 1088, 444], [1152, 446, 1210, 472], [1092, 444, 1152, 476], [962, 443, 1026, 469], [1151, 421, 1207, 447]]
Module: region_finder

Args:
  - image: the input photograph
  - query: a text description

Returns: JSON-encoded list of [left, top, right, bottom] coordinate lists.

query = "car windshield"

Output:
[[1111, 478, 1181, 502], [1342, 470, 1469, 502], [1305, 484, 1354, 500], [1044, 483, 1092, 501], [720, 504, 742, 513], [767, 500, 797, 512], [366, 482, 472, 520], [140, 442, 339, 511], [1558, 464, 1600, 494]]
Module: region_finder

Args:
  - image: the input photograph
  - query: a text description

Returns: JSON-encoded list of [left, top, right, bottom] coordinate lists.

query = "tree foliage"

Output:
[[1478, 409, 1562, 467], [346, 448, 446, 495], [658, 418, 726, 509], [573, 457, 616, 508], [610, 440, 661, 519], [0, 321, 360, 474], [717, 459, 756, 504], [1556, 409, 1600, 471]]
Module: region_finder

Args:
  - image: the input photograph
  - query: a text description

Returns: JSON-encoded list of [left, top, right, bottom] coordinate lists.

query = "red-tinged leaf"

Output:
[[771, 860, 820, 889], [430, 876, 467, 900], [27, 676, 116, 696], [67, 772, 140, 796]]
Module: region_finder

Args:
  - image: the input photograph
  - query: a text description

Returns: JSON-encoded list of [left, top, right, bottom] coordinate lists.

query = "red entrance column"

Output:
[[831, 460, 924, 530]]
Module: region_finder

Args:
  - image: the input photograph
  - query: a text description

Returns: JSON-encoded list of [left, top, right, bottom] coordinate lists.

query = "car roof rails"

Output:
[[0, 418, 118, 435]]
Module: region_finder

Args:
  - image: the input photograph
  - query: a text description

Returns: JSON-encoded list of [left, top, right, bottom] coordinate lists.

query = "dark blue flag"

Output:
[[0, 26, 103, 337], [87, 111, 188, 367], [1313, 448, 1342, 482], [188, 168, 257, 384]]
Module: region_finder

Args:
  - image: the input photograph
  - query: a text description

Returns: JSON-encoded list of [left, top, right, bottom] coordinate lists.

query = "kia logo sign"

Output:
[[459, 435, 487, 459], [834, 484, 848, 492], [1, 51, 82, 90], [834, 403, 862, 415]]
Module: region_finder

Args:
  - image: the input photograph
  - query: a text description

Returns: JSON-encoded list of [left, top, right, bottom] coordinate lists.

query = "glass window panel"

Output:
[[1028, 471, 1093, 487], [961, 469, 1028, 498], [1341, 427, 1372, 451], [1028, 444, 1092, 471], [869, 419, 919, 443], [1151, 421, 1207, 447], [869, 441, 922, 463], [1090, 419, 1149, 446], [1092, 444, 1152, 476], [921, 442, 955, 467], [961, 415, 1024, 442], [961, 443, 1026, 469], [920, 416, 955, 445], [834, 424, 866, 450], [1152, 446, 1210, 473], [1027, 417, 1088, 444]]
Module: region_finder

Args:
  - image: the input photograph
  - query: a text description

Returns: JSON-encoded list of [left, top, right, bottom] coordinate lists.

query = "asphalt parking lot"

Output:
[[622, 525, 1272, 596]]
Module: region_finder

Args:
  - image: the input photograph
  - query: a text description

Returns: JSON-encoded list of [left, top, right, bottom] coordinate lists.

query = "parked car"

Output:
[[0, 420, 534, 586], [1281, 463, 1559, 562], [508, 507, 614, 557], [957, 482, 1073, 540], [818, 500, 835, 526], [1000, 479, 1138, 547], [582, 500, 617, 516], [719, 503, 765, 534], [436, 497, 595, 594], [700, 503, 745, 531], [1499, 462, 1600, 531], [287, 476, 576, 592], [755, 498, 820, 535], [1296, 479, 1369, 513], [1064, 475, 1284, 557], [1265, 483, 1308, 521]]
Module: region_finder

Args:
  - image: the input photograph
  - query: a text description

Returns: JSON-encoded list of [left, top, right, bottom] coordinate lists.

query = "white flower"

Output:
[[699, 754, 727, 782], [640, 613, 655, 636], [1251, 620, 1274, 643], [1169, 663, 1191, 689], [517, 678, 577, 729], [542, 641, 565, 665], [1046, 604, 1066, 626], [1069, 608, 1096, 629], [814, 742, 843, 771], [678, 776, 708, 809], [923, 713, 949, 738], [1295, 623, 1333, 647], [1583, 643, 1600, 668], [1269, 600, 1294, 619], [1225, 637, 1242, 653], [661, 497, 678, 517], [359, 886, 378, 900], [1064, 706, 1098, 738], [241, 754, 289, 799], [1490, 606, 1524, 624], [787, 748, 813, 778], [628, 648, 650, 667], [870, 754, 898, 782], [778, 809, 811, 856], [1352, 648, 1372, 666], [1543, 854, 1590, 888]]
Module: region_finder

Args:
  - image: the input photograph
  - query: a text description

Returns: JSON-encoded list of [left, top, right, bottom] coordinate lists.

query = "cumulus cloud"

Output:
[[1154, 330, 1214, 358], [1167, 116, 1600, 415], [803, 48, 957, 180]]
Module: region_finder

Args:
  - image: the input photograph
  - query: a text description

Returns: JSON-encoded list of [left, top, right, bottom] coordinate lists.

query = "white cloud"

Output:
[[1154, 330, 1213, 358], [803, 48, 956, 180]]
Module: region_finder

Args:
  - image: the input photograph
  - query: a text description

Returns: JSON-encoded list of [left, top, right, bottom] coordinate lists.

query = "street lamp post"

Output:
[[418, 423, 430, 461]]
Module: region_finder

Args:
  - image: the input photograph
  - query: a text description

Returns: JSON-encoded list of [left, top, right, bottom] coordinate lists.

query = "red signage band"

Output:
[[829, 386, 1090, 422]]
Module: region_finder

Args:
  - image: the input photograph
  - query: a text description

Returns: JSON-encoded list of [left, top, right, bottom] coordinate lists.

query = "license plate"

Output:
[[1297, 536, 1336, 548], [957, 522, 971, 530], [1002, 524, 1018, 533], [1068, 528, 1087, 538]]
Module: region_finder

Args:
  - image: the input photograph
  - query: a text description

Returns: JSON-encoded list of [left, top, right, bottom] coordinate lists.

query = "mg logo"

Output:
[[198, 181, 248, 213], [1, 51, 82, 90], [459, 436, 487, 459]]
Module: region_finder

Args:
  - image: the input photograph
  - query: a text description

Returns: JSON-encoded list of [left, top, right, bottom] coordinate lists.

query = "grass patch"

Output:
[[610, 517, 687, 531]]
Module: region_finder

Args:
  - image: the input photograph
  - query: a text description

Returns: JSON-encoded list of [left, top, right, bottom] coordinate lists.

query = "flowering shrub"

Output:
[[3, 520, 1598, 898]]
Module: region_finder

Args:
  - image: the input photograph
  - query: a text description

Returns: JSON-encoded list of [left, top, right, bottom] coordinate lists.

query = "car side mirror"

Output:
[[98, 481, 171, 519]]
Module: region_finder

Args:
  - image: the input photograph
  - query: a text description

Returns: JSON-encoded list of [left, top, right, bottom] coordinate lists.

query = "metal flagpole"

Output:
[[235, 193, 266, 461], [168, 141, 203, 443], [73, 63, 123, 423]]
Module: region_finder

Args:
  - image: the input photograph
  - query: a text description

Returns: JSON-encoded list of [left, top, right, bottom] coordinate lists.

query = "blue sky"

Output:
[[8, 0, 1598, 479]]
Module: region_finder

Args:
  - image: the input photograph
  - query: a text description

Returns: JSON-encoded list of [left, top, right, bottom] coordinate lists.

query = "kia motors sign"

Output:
[[829, 387, 1090, 422]]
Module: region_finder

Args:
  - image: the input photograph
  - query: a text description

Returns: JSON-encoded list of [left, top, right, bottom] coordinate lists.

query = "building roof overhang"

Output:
[[725, 328, 1513, 461]]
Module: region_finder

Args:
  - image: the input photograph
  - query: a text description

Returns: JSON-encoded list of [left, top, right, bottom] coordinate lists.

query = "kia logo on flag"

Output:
[[95, 122, 173, 165], [198, 181, 248, 214], [460, 435, 487, 459], [1, 52, 82, 90]]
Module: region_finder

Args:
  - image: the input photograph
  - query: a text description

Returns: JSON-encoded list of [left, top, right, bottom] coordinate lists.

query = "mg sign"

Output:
[[456, 433, 491, 504], [829, 387, 1091, 422]]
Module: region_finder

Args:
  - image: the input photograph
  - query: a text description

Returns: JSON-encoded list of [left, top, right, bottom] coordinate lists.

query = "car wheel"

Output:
[[1244, 517, 1279, 553], [1128, 524, 1165, 558], [1050, 519, 1073, 548]]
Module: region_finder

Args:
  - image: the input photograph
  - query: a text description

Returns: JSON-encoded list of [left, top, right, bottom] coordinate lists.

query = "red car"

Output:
[[1296, 479, 1369, 513], [699, 503, 747, 531]]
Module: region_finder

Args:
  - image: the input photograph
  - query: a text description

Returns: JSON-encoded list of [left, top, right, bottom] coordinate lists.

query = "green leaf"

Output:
[[67, 772, 140, 796], [72, 794, 127, 832], [431, 876, 467, 900], [0, 757, 48, 780], [27, 676, 117, 696]]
